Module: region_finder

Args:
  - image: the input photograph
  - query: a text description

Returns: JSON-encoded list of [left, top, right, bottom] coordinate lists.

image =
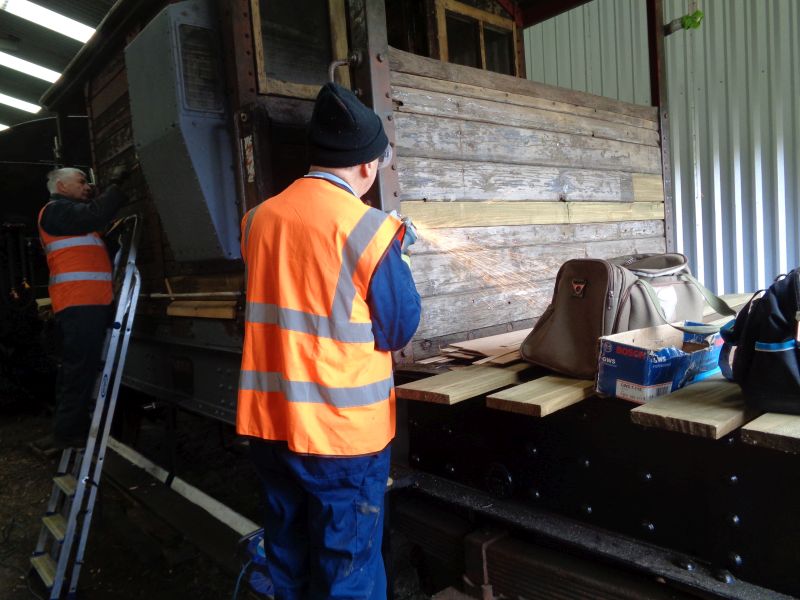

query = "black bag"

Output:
[[719, 269, 800, 414]]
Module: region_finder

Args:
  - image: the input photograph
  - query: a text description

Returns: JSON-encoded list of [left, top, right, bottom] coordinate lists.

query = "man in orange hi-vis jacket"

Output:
[[238, 82, 421, 600], [36, 168, 128, 450]]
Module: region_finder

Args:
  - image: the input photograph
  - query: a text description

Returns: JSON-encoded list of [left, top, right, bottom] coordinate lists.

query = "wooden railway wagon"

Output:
[[42, 0, 669, 423], [41, 1, 800, 599]]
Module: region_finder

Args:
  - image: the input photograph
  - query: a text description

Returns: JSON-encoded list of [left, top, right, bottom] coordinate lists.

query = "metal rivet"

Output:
[[728, 553, 743, 568], [729, 514, 741, 526], [641, 521, 655, 533]]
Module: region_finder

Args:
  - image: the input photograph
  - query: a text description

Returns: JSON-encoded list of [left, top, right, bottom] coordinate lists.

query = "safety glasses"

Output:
[[377, 143, 393, 169]]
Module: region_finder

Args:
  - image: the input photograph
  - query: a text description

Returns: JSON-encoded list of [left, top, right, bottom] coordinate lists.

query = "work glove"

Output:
[[108, 165, 132, 186], [389, 210, 418, 254]]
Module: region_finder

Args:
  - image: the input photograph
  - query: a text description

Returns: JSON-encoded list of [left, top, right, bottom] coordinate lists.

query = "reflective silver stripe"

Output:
[[239, 370, 393, 408], [243, 207, 259, 248], [246, 302, 374, 343], [44, 235, 104, 254], [50, 271, 112, 284], [333, 209, 390, 321]]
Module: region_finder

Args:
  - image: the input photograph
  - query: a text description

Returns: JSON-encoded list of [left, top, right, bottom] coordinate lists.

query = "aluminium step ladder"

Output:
[[31, 215, 142, 599]]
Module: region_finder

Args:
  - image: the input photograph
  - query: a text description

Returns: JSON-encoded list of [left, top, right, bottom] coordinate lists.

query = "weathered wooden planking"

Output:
[[416, 281, 551, 339], [392, 86, 659, 147], [394, 113, 662, 174], [630, 377, 758, 439], [390, 71, 659, 131], [411, 220, 665, 255], [90, 67, 129, 121], [397, 157, 644, 202], [396, 363, 528, 404], [400, 200, 664, 229], [487, 376, 595, 417], [410, 237, 665, 297], [741, 413, 800, 454], [389, 47, 658, 123]]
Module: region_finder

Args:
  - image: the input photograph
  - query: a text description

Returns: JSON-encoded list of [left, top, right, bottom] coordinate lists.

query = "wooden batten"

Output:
[[741, 413, 800, 454], [630, 377, 759, 440], [486, 376, 595, 417], [167, 301, 238, 320], [396, 363, 528, 404]]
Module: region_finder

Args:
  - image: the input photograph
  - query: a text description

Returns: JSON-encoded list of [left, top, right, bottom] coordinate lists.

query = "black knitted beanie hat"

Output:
[[308, 82, 389, 168]]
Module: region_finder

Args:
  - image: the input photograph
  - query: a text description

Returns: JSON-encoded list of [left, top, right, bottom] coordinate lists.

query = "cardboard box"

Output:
[[596, 322, 723, 403]]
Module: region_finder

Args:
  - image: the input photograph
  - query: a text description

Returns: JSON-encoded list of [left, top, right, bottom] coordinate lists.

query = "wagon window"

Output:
[[436, 0, 518, 76], [445, 13, 481, 69], [252, 0, 349, 99]]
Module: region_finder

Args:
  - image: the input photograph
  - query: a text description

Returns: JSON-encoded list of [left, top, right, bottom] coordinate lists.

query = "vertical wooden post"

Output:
[[647, 0, 675, 252]]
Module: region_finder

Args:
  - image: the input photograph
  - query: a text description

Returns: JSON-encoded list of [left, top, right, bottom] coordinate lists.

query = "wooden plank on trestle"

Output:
[[630, 376, 759, 439], [487, 376, 595, 417], [396, 363, 528, 404], [741, 413, 800, 454]]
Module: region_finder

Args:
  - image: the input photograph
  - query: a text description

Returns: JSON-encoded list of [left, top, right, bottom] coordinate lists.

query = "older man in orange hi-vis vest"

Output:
[[36, 167, 128, 451], [238, 82, 421, 600]]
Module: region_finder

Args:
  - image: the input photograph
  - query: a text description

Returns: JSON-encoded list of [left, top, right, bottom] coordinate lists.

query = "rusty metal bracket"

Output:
[[347, 0, 400, 213]]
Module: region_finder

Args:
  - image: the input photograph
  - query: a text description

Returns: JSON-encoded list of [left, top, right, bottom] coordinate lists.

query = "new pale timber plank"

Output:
[[487, 376, 595, 417], [396, 363, 528, 404], [630, 376, 758, 439], [166, 300, 237, 319], [741, 413, 800, 454], [632, 174, 665, 202], [400, 201, 664, 229]]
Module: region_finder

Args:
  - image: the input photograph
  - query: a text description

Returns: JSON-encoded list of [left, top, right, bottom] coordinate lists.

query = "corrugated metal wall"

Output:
[[525, 0, 800, 293]]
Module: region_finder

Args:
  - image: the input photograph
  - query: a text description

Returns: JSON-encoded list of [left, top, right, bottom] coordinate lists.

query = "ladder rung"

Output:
[[53, 474, 77, 496], [42, 514, 67, 541], [30, 554, 56, 588]]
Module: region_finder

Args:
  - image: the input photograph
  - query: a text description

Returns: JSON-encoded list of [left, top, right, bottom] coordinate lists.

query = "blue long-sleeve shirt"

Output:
[[368, 238, 421, 351]]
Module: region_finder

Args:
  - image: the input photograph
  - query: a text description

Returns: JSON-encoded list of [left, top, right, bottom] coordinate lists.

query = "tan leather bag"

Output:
[[520, 254, 734, 379]]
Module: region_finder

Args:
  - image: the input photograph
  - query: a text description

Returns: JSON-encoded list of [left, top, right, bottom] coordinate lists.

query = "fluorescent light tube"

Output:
[[0, 91, 40, 113], [0, 51, 59, 82], [0, 0, 95, 43]]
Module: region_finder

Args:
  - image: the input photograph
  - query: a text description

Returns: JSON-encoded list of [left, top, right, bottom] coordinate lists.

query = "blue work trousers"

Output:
[[249, 438, 391, 600]]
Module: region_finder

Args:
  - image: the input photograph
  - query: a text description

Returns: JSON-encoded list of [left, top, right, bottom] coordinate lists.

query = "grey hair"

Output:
[[46, 168, 86, 194]]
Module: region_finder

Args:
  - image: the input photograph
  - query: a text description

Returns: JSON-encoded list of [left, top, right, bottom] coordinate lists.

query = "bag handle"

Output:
[[681, 272, 737, 318], [635, 279, 728, 336]]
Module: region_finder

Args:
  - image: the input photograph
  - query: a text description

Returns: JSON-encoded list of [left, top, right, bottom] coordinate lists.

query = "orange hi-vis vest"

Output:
[[37, 201, 113, 313], [237, 177, 404, 456]]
